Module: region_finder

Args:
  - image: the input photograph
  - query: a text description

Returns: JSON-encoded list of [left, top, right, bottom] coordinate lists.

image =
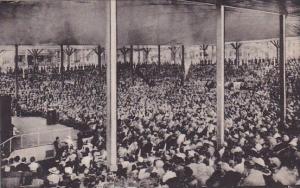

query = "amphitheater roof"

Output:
[[0, 0, 299, 45]]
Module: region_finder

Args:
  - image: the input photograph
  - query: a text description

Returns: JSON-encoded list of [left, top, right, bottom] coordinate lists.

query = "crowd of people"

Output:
[[1, 56, 300, 187]]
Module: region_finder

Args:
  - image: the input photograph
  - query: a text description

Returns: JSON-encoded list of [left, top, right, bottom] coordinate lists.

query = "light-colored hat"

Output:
[[138, 157, 144, 163], [233, 134, 239, 139], [269, 157, 281, 168], [221, 162, 235, 172], [283, 135, 290, 142], [255, 144, 263, 152], [155, 160, 164, 168], [121, 161, 130, 169], [176, 153, 186, 159], [162, 171, 177, 183], [261, 127, 267, 132], [252, 157, 265, 167], [273, 133, 281, 139], [188, 150, 196, 157], [289, 138, 298, 147], [49, 167, 60, 174], [232, 146, 243, 153], [183, 140, 191, 145], [64, 167, 73, 175]]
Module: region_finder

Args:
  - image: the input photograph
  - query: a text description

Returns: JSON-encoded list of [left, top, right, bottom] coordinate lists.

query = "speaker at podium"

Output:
[[0, 95, 13, 143], [47, 109, 58, 125]]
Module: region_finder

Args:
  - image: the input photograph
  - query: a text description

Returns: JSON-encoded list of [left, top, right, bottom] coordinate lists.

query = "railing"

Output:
[[0, 128, 73, 155]]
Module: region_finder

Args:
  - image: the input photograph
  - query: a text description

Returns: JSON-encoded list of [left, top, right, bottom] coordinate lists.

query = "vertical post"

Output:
[[14, 45, 18, 100], [37, 133, 40, 146], [181, 45, 185, 85], [136, 45, 140, 64], [20, 135, 23, 148], [130, 45, 133, 66], [130, 45, 134, 84], [60, 45, 64, 77], [216, 3, 225, 148], [9, 139, 12, 153], [158, 45, 161, 67], [98, 45, 102, 72], [279, 14, 286, 128], [106, 0, 117, 171]]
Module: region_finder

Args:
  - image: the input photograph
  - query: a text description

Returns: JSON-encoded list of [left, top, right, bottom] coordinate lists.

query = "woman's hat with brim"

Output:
[[252, 157, 266, 167], [49, 167, 60, 174], [64, 167, 73, 175]]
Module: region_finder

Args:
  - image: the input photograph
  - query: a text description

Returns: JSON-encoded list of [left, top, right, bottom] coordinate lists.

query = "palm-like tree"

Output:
[[199, 44, 209, 60], [168, 46, 179, 64], [64, 45, 77, 70], [270, 40, 280, 63], [93, 45, 105, 71], [27, 49, 43, 74], [143, 48, 151, 64], [230, 42, 242, 65], [118, 46, 130, 64]]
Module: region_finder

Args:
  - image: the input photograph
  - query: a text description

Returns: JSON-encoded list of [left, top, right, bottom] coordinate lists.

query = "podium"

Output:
[[47, 109, 58, 125], [0, 96, 13, 142]]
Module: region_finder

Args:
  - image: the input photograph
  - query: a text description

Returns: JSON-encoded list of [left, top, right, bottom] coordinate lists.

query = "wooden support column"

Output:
[[130, 45, 133, 66], [14, 45, 18, 99], [158, 45, 161, 67], [130, 45, 134, 84], [279, 14, 286, 128], [106, 0, 117, 171], [98, 45, 102, 72], [181, 45, 185, 85], [216, 3, 225, 148], [137, 45, 141, 64], [60, 45, 64, 76]]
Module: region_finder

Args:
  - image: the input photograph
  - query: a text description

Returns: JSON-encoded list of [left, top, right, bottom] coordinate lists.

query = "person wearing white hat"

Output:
[[47, 167, 61, 185], [289, 138, 298, 147], [153, 160, 165, 178], [242, 157, 270, 186], [63, 136, 74, 147], [273, 165, 298, 185], [162, 169, 177, 183], [234, 158, 245, 174], [138, 168, 151, 180]]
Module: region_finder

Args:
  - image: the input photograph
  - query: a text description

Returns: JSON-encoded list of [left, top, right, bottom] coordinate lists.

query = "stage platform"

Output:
[[12, 116, 78, 135], [1, 117, 79, 156]]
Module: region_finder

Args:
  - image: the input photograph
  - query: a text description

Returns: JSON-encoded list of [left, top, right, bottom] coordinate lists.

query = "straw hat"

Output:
[[289, 138, 298, 147], [49, 167, 60, 174], [252, 157, 265, 167], [269, 157, 281, 168], [64, 167, 73, 175]]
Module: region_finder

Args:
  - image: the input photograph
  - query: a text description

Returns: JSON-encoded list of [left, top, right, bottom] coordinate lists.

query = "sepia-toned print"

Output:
[[1, 0, 300, 187]]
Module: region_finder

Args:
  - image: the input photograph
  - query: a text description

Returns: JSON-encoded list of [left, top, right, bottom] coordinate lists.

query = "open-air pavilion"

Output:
[[0, 0, 300, 171]]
